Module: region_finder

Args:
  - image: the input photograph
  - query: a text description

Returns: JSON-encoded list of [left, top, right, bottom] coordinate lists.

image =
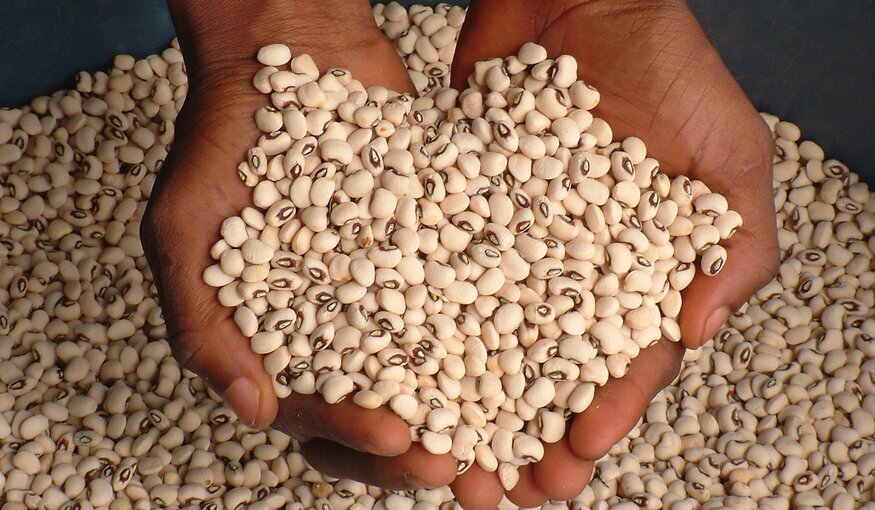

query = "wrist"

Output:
[[169, 0, 379, 82]]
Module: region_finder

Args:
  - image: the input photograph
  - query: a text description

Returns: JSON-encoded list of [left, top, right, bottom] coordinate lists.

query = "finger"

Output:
[[524, 0, 779, 350], [533, 435, 594, 501], [141, 230, 277, 429], [142, 203, 278, 428], [506, 465, 548, 509], [274, 393, 411, 456], [569, 338, 684, 460], [678, 131, 780, 348], [678, 220, 779, 348], [450, 464, 504, 510], [449, 0, 537, 89], [142, 103, 277, 428], [150, 112, 413, 455], [342, 42, 415, 95], [300, 439, 456, 490]]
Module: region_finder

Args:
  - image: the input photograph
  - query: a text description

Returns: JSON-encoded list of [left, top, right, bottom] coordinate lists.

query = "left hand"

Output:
[[449, 0, 779, 507]]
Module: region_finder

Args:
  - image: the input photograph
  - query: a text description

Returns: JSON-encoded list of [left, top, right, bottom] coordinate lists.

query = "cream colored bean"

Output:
[[322, 375, 355, 404], [257, 44, 292, 66], [421, 430, 453, 455], [701, 244, 728, 276], [524, 377, 556, 409], [0, 30, 752, 502]]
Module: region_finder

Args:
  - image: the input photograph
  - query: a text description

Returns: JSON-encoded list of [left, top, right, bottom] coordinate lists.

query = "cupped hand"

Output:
[[450, 0, 779, 507], [141, 0, 456, 491]]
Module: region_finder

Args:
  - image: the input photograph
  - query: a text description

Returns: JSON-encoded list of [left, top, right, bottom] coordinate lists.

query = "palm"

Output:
[[141, 75, 273, 419], [142, 36, 460, 490], [450, 0, 778, 508]]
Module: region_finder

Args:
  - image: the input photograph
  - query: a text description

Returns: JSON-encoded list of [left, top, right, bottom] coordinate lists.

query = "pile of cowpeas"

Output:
[[0, 2, 873, 510], [217, 19, 739, 491]]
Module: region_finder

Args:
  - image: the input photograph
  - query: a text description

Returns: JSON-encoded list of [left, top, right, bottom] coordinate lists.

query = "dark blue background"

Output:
[[0, 1, 872, 183]]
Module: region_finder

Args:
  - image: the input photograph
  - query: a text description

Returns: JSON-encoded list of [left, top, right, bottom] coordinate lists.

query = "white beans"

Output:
[[257, 43, 293, 66], [2, 5, 870, 510]]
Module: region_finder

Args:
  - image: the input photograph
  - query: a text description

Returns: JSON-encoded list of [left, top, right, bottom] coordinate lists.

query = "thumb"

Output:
[[141, 181, 279, 428], [678, 136, 779, 349], [449, 0, 538, 90], [141, 100, 279, 428]]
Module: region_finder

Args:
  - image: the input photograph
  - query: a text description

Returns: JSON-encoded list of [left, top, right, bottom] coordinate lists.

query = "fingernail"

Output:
[[365, 437, 392, 456], [224, 377, 260, 427], [701, 306, 731, 346], [403, 471, 427, 489]]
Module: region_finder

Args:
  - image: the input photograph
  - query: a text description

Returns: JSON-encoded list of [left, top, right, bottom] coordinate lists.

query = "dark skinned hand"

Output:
[[141, 0, 458, 491], [143, 0, 779, 505], [448, 0, 779, 507]]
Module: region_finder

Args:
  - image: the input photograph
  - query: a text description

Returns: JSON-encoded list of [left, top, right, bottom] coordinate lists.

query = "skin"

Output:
[[144, 0, 456, 484], [448, 1, 779, 507], [141, 0, 779, 508]]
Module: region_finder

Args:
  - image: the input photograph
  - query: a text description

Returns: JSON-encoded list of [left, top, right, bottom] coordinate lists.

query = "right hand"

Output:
[[142, 0, 457, 490]]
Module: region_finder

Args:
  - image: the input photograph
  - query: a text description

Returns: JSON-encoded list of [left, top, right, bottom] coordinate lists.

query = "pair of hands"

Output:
[[142, 0, 779, 508]]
